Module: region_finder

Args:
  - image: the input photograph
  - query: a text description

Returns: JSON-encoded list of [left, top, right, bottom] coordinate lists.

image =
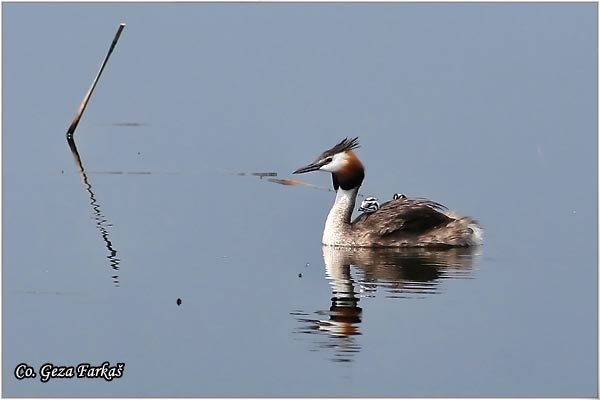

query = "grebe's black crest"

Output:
[[319, 137, 360, 159]]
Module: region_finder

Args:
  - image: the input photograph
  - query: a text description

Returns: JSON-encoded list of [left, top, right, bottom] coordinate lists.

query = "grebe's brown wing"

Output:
[[354, 197, 452, 235]]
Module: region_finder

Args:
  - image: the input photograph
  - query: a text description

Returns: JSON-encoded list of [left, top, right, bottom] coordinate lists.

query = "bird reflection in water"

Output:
[[67, 137, 121, 286], [293, 246, 479, 362]]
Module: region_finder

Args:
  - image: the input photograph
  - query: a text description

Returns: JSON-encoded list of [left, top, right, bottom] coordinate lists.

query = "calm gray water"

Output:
[[3, 3, 597, 397]]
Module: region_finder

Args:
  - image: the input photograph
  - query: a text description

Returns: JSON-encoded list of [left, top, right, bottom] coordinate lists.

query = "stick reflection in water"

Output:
[[67, 137, 121, 286], [293, 246, 479, 363]]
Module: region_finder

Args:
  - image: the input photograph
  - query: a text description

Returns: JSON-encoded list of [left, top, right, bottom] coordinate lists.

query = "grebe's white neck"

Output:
[[322, 187, 359, 246]]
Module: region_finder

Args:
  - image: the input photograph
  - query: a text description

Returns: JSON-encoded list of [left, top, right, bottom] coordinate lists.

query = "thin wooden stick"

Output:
[[66, 23, 126, 139]]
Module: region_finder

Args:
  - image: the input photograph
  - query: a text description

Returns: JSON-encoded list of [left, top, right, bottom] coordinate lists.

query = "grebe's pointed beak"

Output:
[[293, 161, 323, 174]]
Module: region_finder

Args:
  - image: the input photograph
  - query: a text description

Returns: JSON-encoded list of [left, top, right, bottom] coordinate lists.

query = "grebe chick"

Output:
[[293, 137, 483, 248], [358, 197, 380, 213], [393, 193, 407, 200]]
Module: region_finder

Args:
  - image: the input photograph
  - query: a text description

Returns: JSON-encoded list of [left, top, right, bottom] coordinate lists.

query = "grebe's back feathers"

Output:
[[353, 196, 452, 235]]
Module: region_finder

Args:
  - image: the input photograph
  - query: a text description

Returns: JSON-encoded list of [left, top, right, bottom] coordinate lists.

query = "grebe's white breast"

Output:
[[323, 188, 359, 246]]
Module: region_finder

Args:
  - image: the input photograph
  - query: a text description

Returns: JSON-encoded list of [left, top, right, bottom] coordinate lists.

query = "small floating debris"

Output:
[[305, 262, 310, 268], [176, 298, 182, 306], [109, 122, 146, 127], [231, 170, 338, 194], [267, 178, 304, 186], [250, 172, 278, 178], [267, 178, 337, 193], [290, 310, 309, 316], [87, 171, 165, 175], [298, 273, 303, 278]]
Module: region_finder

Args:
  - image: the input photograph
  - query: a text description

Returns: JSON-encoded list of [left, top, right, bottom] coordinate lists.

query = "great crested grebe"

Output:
[[293, 137, 483, 248]]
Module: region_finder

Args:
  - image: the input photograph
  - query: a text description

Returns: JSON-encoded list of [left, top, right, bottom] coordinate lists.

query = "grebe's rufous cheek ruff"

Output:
[[293, 137, 483, 248]]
